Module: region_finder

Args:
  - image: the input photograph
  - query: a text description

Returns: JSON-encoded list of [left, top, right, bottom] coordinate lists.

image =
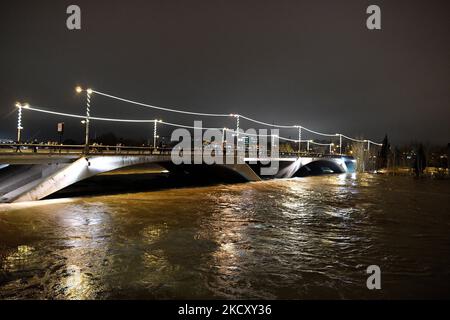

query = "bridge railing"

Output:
[[0, 143, 174, 155], [0, 143, 351, 159]]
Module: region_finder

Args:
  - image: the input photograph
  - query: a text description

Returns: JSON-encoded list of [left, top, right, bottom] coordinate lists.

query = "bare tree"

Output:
[[351, 139, 368, 173], [279, 142, 295, 154]]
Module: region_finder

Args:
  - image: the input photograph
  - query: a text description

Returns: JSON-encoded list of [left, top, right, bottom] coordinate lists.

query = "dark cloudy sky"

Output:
[[0, 0, 449, 145]]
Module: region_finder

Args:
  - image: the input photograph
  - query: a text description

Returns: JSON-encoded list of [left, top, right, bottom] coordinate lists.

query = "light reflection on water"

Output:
[[0, 174, 449, 299]]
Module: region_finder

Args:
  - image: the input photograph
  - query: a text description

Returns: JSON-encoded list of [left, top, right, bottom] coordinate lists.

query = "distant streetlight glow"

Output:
[[75, 86, 83, 93]]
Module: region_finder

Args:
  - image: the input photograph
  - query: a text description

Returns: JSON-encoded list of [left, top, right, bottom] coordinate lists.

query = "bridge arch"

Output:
[[0, 155, 261, 203], [0, 154, 354, 203], [294, 158, 351, 177]]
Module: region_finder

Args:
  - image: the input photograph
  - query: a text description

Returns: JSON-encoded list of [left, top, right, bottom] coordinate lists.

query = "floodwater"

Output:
[[0, 174, 449, 299]]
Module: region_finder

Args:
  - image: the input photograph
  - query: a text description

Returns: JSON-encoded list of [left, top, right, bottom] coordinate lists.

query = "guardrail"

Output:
[[0, 143, 349, 158], [0, 143, 172, 155]]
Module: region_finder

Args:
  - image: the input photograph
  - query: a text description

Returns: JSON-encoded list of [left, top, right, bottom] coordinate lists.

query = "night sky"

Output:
[[0, 0, 449, 145]]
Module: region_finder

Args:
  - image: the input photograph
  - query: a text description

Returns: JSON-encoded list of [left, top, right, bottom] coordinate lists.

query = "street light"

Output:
[[15, 102, 26, 142], [364, 139, 370, 152], [222, 127, 227, 145], [336, 133, 342, 155], [153, 119, 162, 149], [296, 125, 302, 153], [76, 86, 93, 154], [307, 140, 312, 152], [229, 114, 240, 141]]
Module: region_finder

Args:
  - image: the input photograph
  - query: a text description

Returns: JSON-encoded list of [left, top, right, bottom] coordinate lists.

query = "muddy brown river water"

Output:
[[0, 173, 449, 299]]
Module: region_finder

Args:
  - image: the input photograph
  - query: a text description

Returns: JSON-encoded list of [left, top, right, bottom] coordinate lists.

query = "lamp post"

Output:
[[271, 134, 278, 157], [235, 114, 240, 145], [76, 86, 93, 154], [222, 128, 227, 145], [15, 102, 25, 143], [338, 134, 342, 155], [153, 119, 162, 150], [365, 140, 372, 171]]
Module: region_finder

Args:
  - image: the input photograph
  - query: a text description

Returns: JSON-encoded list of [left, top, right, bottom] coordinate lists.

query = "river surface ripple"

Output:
[[0, 174, 449, 299]]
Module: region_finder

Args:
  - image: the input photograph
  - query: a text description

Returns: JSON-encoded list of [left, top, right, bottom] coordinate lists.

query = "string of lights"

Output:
[[90, 88, 378, 142], [19, 103, 382, 147], [308, 141, 333, 146], [237, 115, 297, 129], [300, 126, 338, 137], [20, 105, 314, 143], [25, 106, 158, 123], [92, 90, 230, 117], [341, 134, 382, 146], [340, 134, 365, 143]]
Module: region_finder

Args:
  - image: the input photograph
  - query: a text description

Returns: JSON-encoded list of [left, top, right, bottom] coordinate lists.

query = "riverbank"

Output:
[[375, 167, 449, 179]]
